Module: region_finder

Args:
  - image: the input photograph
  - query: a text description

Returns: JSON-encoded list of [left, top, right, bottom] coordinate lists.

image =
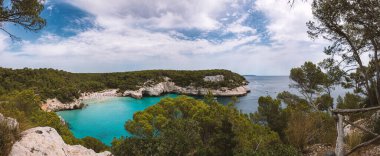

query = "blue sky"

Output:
[[0, 0, 327, 75]]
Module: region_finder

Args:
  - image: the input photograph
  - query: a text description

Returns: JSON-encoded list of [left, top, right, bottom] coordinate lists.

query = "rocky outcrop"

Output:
[[9, 127, 112, 156], [122, 78, 250, 99], [203, 75, 224, 82], [42, 89, 120, 112], [0, 113, 19, 130]]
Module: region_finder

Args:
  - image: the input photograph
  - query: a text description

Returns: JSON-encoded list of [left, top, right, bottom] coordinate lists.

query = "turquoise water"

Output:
[[57, 94, 178, 145], [57, 76, 348, 145]]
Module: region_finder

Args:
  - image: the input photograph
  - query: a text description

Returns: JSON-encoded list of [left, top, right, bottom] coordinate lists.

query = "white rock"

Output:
[[9, 127, 112, 156], [0, 113, 19, 130], [123, 77, 250, 98], [203, 75, 224, 82]]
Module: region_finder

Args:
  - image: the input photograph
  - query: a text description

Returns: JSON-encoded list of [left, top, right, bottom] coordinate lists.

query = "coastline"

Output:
[[42, 76, 250, 112]]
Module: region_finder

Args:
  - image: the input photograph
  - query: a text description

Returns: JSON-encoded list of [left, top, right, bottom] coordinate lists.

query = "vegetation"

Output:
[[80, 136, 109, 153], [0, 121, 19, 156], [111, 96, 299, 156], [0, 68, 247, 103], [0, 89, 108, 154], [0, 0, 46, 40]]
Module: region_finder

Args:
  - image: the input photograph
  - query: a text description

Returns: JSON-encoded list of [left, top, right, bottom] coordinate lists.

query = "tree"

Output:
[[116, 96, 282, 155], [289, 61, 334, 110], [0, 0, 46, 39], [308, 0, 380, 107], [256, 96, 288, 141]]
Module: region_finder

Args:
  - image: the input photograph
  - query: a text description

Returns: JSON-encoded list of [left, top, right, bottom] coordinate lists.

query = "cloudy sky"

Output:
[[0, 0, 328, 75]]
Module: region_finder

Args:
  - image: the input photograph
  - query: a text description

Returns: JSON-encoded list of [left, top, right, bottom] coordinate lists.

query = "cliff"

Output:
[[123, 76, 250, 98], [9, 127, 112, 156], [42, 75, 250, 112]]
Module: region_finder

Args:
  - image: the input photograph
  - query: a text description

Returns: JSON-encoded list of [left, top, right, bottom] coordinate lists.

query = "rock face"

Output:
[[9, 127, 112, 156], [123, 77, 250, 99], [0, 113, 19, 130]]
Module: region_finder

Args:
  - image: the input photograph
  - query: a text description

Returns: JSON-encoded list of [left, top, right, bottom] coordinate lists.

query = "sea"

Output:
[[57, 76, 349, 145]]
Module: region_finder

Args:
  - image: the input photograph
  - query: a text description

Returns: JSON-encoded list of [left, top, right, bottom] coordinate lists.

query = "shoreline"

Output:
[[42, 76, 250, 112], [42, 85, 250, 112]]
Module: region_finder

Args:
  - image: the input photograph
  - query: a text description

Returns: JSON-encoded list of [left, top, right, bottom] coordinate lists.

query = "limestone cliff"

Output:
[[123, 78, 250, 99]]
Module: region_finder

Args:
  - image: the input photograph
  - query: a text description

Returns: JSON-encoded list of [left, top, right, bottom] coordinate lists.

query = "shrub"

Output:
[[285, 111, 336, 150], [0, 122, 19, 156], [81, 137, 109, 152]]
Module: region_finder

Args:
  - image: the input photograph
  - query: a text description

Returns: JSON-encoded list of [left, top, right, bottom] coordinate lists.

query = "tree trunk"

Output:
[[335, 114, 345, 156], [371, 39, 380, 105]]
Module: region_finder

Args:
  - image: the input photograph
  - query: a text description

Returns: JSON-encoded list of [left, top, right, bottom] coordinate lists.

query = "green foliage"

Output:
[[80, 137, 109, 153], [315, 94, 333, 111], [254, 96, 288, 141], [289, 61, 339, 112], [113, 96, 280, 155], [0, 0, 46, 39], [251, 143, 300, 156], [290, 62, 325, 98], [0, 122, 19, 156], [277, 91, 311, 112], [308, 0, 380, 107], [337, 93, 363, 109]]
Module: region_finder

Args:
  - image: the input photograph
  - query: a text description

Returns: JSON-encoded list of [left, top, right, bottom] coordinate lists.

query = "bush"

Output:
[[252, 143, 300, 156], [0, 122, 19, 156], [81, 137, 109, 152], [285, 111, 336, 150], [346, 132, 363, 150]]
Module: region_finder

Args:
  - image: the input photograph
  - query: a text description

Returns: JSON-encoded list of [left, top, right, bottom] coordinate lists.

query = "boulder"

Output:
[[0, 113, 19, 130], [9, 127, 112, 156]]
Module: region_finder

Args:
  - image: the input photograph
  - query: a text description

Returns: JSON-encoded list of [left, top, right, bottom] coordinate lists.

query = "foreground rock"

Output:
[[9, 127, 112, 156]]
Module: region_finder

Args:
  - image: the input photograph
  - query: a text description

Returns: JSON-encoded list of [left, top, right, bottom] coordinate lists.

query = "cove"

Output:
[[56, 94, 178, 145], [56, 76, 349, 145]]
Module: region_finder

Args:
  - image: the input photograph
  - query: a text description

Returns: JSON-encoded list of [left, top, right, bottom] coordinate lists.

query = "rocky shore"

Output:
[[122, 79, 250, 99], [41, 89, 120, 112], [42, 75, 250, 112]]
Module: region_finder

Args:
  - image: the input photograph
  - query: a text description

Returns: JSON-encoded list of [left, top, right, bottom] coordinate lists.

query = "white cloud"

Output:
[[0, 0, 329, 75], [255, 0, 314, 43], [64, 0, 232, 31]]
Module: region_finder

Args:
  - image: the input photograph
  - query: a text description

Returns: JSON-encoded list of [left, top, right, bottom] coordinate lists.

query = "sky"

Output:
[[0, 0, 329, 75]]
